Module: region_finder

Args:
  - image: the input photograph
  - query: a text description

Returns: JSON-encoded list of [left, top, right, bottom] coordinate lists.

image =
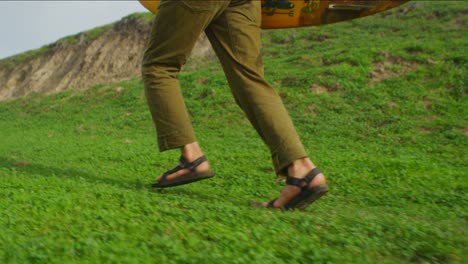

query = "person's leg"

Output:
[[205, 0, 326, 207], [205, 0, 305, 173], [142, 0, 228, 182]]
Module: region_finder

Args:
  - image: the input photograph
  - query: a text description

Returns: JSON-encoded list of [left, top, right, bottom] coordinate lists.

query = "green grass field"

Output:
[[0, 1, 466, 263]]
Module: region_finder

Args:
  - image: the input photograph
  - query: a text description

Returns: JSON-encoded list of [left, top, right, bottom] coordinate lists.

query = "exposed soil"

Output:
[[368, 53, 419, 86], [0, 16, 213, 101]]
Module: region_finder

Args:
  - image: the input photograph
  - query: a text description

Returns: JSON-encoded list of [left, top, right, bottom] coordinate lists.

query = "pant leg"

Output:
[[205, 0, 308, 174], [141, 0, 227, 151]]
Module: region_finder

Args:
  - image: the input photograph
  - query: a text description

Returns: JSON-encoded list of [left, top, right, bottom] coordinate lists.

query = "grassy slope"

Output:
[[0, 2, 466, 263]]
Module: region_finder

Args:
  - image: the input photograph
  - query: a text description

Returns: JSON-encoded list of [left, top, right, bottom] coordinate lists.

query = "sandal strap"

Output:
[[286, 168, 322, 191], [160, 156, 208, 181], [304, 168, 321, 183], [180, 155, 207, 172], [164, 156, 207, 175]]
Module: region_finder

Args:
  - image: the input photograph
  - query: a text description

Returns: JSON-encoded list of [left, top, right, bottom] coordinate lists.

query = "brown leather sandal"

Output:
[[152, 156, 215, 188], [267, 168, 328, 210]]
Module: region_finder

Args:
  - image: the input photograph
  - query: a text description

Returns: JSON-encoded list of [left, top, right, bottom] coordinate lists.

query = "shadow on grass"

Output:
[[0, 156, 150, 191], [0, 157, 230, 205]]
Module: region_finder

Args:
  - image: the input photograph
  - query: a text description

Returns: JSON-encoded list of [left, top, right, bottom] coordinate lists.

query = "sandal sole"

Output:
[[152, 171, 215, 188], [284, 184, 329, 210]]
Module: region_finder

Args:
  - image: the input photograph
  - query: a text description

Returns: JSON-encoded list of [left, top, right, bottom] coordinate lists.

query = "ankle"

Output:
[[287, 158, 315, 178], [182, 142, 204, 161]]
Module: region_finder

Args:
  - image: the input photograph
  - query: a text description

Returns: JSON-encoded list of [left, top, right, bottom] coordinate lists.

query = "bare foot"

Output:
[[269, 157, 326, 208], [155, 142, 211, 182]]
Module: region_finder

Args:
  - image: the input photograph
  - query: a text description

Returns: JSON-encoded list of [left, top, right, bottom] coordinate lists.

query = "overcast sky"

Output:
[[0, 1, 148, 59]]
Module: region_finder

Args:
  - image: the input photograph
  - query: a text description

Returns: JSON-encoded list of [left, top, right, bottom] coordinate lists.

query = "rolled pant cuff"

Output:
[[272, 143, 308, 175], [158, 133, 197, 152]]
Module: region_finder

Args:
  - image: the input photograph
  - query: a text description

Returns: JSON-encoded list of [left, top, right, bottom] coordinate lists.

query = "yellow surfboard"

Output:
[[139, 0, 410, 29]]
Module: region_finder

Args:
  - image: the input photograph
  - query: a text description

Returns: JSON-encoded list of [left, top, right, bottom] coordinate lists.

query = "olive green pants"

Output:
[[141, 0, 307, 174]]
